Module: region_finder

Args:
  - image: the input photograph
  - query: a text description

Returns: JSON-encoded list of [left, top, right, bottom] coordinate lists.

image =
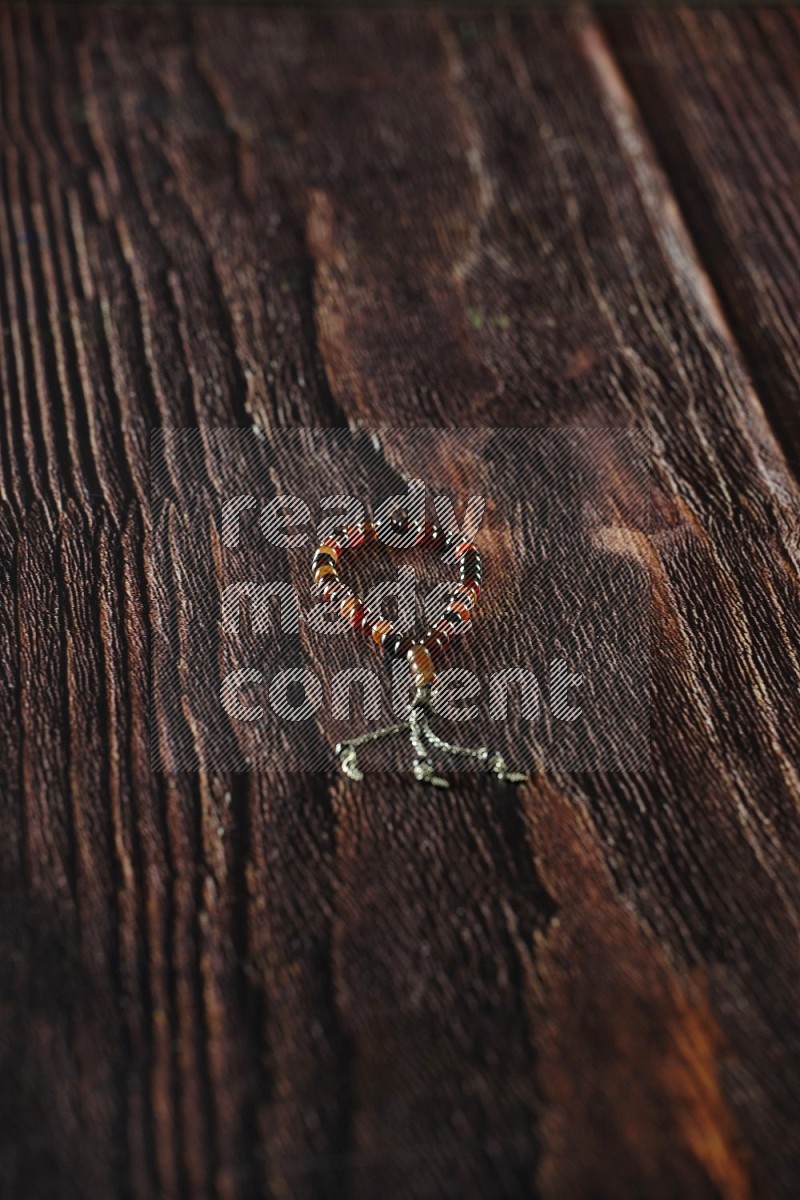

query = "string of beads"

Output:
[[311, 515, 482, 690]]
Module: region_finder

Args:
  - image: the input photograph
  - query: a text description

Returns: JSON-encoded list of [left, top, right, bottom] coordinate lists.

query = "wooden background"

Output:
[[2, 6, 800, 1198]]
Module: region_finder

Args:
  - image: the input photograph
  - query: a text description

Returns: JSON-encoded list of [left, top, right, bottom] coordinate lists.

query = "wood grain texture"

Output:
[[604, 7, 800, 473], [1, 7, 799, 1200]]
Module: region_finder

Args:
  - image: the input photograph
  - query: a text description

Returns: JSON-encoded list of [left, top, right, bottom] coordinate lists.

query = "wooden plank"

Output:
[[0, 7, 799, 1200], [604, 6, 800, 471]]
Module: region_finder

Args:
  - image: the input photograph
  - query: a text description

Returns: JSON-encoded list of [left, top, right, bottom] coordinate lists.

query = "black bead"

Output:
[[385, 632, 414, 659], [377, 508, 411, 536], [382, 630, 402, 657], [420, 626, 449, 654], [460, 553, 482, 582]]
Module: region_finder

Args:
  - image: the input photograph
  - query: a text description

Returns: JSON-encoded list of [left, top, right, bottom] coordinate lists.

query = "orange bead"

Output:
[[371, 619, 393, 645], [406, 644, 435, 684], [453, 583, 478, 608], [350, 605, 365, 628], [340, 595, 360, 619], [314, 564, 338, 585], [455, 540, 476, 558], [412, 666, 436, 686], [447, 600, 472, 623], [317, 543, 341, 563], [344, 524, 365, 548]]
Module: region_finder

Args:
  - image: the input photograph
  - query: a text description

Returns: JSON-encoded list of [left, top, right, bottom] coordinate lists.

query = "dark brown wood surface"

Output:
[[1, 7, 799, 1199]]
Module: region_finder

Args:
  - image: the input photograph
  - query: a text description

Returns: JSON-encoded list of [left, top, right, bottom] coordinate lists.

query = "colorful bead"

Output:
[[371, 619, 393, 646], [343, 523, 365, 548], [446, 600, 472, 623], [314, 563, 339, 586], [360, 611, 380, 638], [383, 631, 414, 659], [312, 550, 337, 570], [340, 595, 360, 620], [381, 630, 401, 656], [420, 626, 450, 656], [450, 583, 477, 609], [460, 549, 482, 577], [317, 542, 342, 562], [323, 583, 348, 607], [378, 509, 410, 537], [407, 644, 436, 685]]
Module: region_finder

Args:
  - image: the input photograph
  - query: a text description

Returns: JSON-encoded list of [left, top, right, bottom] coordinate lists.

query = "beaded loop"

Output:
[[310, 516, 482, 685], [316, 510, 526, 788]]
